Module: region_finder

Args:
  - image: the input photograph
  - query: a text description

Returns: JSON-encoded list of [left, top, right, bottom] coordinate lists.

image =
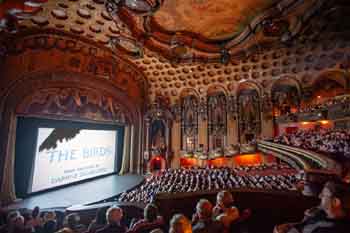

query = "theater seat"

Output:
[[229, 208, 252, 233]]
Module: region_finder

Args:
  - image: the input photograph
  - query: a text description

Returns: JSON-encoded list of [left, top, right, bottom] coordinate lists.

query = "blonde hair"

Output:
[[169, 214, 192, 233]]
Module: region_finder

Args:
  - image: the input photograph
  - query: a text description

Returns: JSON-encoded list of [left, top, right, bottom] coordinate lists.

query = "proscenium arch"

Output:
[[0, 70, 142, 202]]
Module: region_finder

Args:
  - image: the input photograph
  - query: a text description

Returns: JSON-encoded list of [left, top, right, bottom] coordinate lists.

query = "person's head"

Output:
[[169, 214, 192, 233], [195, 199, 213, 220], [55, 227, 74, 233], [64, 213, 80, 228], [12, 215, 25, 229], [144, 203, 158, 222], [217, 191, 234, 208], [6, 210, 20, 224], [44, 211, 56, 222], [32, 206, 40, 219], [319, 181, 350, 219], [106, 206, 123, 225], [95, 207, 107, 225]]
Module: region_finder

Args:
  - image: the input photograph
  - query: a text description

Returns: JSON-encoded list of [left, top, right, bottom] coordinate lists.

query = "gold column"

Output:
[[198, 118, 208, 151], [171, 121, 181, 168]]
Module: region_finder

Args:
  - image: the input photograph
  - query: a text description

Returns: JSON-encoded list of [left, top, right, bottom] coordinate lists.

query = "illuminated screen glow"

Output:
[[30, 128, 117, 193]]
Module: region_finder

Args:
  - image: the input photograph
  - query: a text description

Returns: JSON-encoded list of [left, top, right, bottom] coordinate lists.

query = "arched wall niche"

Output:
[[0, 31, 147, 203], [236, 81, 262, 143], [207, 88, 227, 151], [269, 76, 302, 97], [308, 70, 349, 102], [180, 90, 199, 152], [207, 84, 229, 97], [270, 76, 302, 116], [310, 70, 349, 90], [144, 97, 174, 171], [179, 88, 200, 99]]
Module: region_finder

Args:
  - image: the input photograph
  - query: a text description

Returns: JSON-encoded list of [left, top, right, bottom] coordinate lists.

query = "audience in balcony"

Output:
[[274, 180, 350, 233], [277, 95, 350, 117], [274, 128, 350, 159]]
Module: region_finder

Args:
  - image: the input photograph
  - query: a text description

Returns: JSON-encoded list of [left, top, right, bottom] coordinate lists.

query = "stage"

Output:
[[6, 174, 144, 210]]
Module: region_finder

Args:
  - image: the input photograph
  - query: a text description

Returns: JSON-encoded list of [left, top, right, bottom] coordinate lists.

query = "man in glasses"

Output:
[[274, 180, 350, 233]]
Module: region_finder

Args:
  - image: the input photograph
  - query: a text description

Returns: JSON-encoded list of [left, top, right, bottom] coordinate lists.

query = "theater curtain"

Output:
[[0, 115, 17, 203], [119, 125, 131, 174]]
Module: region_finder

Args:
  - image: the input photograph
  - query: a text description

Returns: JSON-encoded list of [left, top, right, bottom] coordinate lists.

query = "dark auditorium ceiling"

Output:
[[1, 0, 350, 102]]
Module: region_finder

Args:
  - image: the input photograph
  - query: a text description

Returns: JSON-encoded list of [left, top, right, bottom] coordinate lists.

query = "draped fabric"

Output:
[[119, 126, 131, 175], [0, 114, 17, 202]]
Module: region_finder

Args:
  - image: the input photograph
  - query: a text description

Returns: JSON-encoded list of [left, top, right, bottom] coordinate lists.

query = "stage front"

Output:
[[7, 174, 144, 210]]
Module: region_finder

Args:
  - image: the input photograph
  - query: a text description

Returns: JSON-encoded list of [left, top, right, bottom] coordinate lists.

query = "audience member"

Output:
[[128, 203, 165, 233], [213, 191, 240, 230], [96, 206, 127, 233], [274, 181, 350, 233], [169, 214, 192, 233], [88, 208, 107, 233], [9, 214, 31, 233], [63, 213, 86, 233], [191, 199, 223, 233], [43, 211, 58, 233]]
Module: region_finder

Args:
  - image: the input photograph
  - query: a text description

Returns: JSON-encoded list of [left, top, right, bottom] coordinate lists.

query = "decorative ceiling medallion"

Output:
[[31, 15, 48, 26], [0, 0, 48, 33], [77, 8, 91, 19], [89, 24, 102, 33], [109, 36, 143, 58], [106, 0, 327, 63], [51, 8, 68, 20], [70, 26, 84, 34]]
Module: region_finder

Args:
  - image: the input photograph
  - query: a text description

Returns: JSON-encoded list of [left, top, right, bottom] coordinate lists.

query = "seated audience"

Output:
[[169, 214, 192, 233], [128, 203, 165, 233], [118, 165, 299, 203], [88, 208, 107, 233], [274, 128, 350, 160], [274, 181, 350, 233], [96, 206, 127, 233], [213, 191, 240, 230], [191, 199, 223, 233]]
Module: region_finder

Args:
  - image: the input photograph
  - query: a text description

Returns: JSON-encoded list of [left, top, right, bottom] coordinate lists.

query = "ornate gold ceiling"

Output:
[[153, 0, 277, 40]]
